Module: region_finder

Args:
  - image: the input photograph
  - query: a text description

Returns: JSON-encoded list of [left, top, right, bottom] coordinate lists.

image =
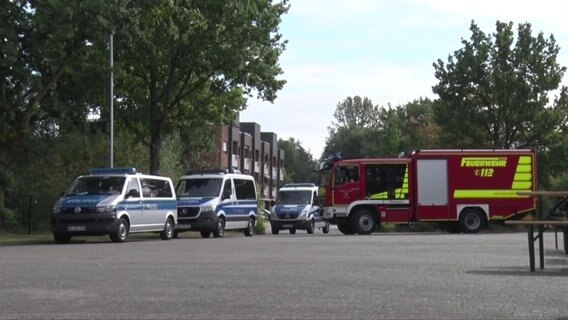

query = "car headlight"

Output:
[[96, 205, 116, 213], [201, 205, 215, 213], [299, 210, 308, 219], [53, 207, 61, 214]]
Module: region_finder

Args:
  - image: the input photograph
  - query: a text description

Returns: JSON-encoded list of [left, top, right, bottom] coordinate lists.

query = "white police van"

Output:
[[50, 168, 177, 243], [269, 183, 329, 235], [175, 169, 258, 238]]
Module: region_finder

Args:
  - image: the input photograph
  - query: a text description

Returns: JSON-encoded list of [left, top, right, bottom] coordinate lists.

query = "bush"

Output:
[[0, 208, 18, 229], [255, 212, 266, 235]]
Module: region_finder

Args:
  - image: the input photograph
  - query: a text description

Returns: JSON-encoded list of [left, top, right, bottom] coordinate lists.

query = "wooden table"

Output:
[[505, 191, 568, 272], [505, 220, 568, 272]]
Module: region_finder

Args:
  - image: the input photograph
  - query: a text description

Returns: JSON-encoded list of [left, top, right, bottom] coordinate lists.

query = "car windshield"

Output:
[[176, 178, 222, 197], [65, 176, 126, 196], [276, 190, 312, 205]]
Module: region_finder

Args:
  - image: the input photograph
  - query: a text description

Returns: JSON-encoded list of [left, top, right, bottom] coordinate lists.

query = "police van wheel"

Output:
[[271, 227, 280, 235], [200, 231, 211, 238], [352, 209, 376, 235], [160, 218, 174, 240], [459, 209, 484, 233], [306, 220, 315, 234], [244, 218, 254, 237], [172, 230, 180, 239], [53, 233, 71, 244], [322, 222, 330, 234], [213, 218, 225, 238], [289, 228, 296, 235], [110, 218, 129, 243]]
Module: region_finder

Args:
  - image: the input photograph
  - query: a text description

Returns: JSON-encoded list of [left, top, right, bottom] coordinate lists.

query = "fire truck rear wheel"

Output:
[[352, 209, 377, 235], [459, 209, 485, 233]]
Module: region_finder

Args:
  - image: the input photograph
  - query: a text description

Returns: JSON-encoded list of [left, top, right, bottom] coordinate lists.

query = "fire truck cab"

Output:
[[318, 150, 536, 235]]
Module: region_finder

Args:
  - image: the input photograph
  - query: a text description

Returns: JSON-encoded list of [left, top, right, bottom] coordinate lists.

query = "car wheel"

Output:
[[306, 220, 315, 234], [213, 217, 225, 238], [53, 233, 71, 244], [322, 222, 330, 234], [271, 227, 280, 235], [244, 218, 254, 237], [200, 230, 211, 238], [110, 218, 129, 243], [173, 230, 180, 239], [289, 228, 296, 235], [160, 218, 174, 240]]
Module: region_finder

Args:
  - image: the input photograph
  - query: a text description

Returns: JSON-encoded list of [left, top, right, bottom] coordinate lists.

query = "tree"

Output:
[[330, 96, 380, 131], [278, 138, 318, 183], [432, 20, 567, 149], [395, 98, 440, 151], [324, 96, 381, 159], [0, 0, 110, 226], [112, 0, 289, 174]]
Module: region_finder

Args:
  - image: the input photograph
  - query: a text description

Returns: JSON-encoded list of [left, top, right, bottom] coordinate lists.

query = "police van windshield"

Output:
[[66, 176, 126, 196], [276, 190, 312, 205], [176, 178, 222, 197]]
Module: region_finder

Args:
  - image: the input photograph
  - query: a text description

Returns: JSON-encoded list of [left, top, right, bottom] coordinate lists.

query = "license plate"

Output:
[[178, 224, 191, 229], [282, 224, 293, 228], [67, 226, 86, 232]]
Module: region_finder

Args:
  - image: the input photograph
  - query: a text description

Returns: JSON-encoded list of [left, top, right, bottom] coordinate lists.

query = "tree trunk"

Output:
[[149, 131, 162, 175], [0, 149, 6, 230]]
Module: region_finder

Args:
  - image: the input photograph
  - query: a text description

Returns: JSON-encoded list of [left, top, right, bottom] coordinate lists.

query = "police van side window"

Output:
[[127, 179, 141, 198], [221, 179, 232, 200], [234, 179, 256, 200], [140, 178, 173, 198]]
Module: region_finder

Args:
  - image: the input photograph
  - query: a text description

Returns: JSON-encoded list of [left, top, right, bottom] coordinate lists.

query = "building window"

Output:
[[232, 141, 239, 155]]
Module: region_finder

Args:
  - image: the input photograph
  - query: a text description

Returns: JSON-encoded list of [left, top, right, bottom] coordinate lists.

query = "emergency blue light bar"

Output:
[[89, 168, 137, 175], [185, 168, 240, 175]]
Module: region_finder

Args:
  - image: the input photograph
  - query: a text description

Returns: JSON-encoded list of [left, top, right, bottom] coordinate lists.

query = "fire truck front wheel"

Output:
[[337, 222, 355, 235], [352, 209, 378, 235], [459, 209, 485, 233]]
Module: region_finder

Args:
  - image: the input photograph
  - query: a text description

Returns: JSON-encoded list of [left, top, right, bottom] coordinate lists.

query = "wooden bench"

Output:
[[505, 191, 568, 272]]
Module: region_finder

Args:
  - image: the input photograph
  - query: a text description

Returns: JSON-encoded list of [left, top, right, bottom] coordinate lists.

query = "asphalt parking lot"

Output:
[[0, 228, 567, 320]]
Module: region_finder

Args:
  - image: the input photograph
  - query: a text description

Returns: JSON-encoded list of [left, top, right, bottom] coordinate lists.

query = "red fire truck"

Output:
[[318, 149, 536, 234]]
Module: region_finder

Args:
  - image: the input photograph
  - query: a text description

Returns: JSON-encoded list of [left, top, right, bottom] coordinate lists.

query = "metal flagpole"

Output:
[[110, 34, 114, 168]]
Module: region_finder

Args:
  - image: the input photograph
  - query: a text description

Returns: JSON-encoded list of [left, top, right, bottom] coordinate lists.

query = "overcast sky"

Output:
[[239, 0, 568, 159]]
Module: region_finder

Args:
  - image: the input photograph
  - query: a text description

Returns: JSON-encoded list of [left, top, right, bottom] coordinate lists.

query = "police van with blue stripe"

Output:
[[50, 168, 177, 243], [175, 169, 257, 238], [269, 183, 329, 235]]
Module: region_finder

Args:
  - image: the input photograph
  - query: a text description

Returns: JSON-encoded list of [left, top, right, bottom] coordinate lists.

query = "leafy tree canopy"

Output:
[[432, 20, 568, 149]]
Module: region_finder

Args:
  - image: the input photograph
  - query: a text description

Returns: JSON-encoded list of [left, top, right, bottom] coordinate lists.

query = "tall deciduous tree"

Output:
[[112, 0, 289, 174], [395, 98, 440, 151], [0, 0, 110, 225], [278, 138, 318, 183], [432, 20, 567, 149]]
